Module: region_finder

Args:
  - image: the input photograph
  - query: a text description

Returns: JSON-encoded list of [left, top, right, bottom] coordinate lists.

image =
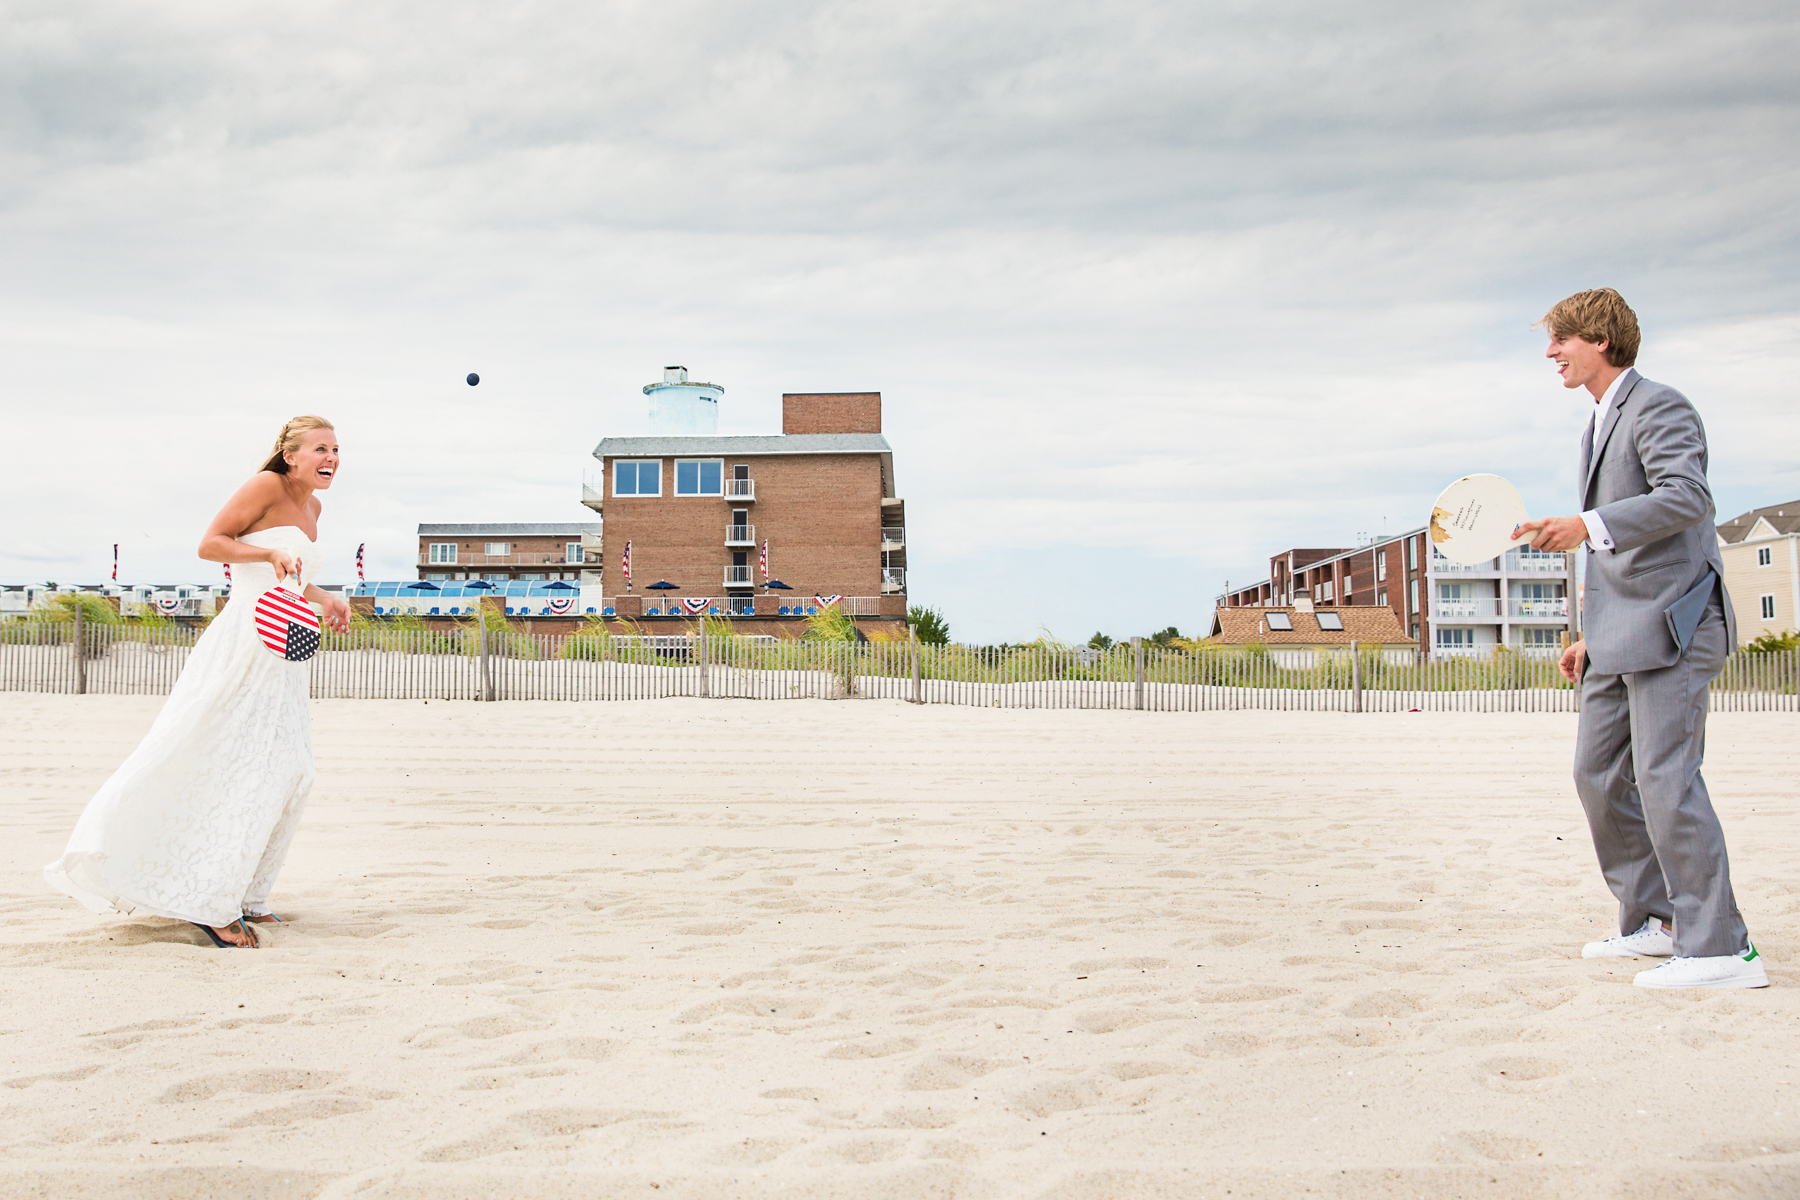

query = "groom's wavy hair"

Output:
[[260, 415, 336, 475], [1537, 288, 1641, 367]]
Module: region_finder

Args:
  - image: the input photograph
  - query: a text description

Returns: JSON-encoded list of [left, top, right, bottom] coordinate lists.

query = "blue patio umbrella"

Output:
[[463, 580, 496, 589], [763, 579, 793, 591], [543, 580, 576, 589], [645, 580, 679, 613], [403, 581, 440, 590]]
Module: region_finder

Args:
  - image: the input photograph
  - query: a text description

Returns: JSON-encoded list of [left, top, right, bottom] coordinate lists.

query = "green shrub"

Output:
[[907, 605, 950, 644]]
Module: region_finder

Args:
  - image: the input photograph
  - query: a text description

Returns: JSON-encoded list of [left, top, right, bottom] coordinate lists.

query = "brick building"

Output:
[[1219, 526, 1578, 656], [418, 523, 601, 582], [588, 384, 907, 626]]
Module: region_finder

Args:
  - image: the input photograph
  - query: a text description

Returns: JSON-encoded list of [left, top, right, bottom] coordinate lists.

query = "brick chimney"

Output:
[[782, 392, 881, 435]]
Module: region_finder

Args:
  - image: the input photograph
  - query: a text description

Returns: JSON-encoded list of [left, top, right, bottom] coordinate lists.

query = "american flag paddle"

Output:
[[254, 585, 322, 662]]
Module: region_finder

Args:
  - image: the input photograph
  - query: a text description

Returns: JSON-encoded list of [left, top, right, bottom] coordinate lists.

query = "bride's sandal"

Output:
[[241, 912, 283, 925], [192, 919, 258, 948]]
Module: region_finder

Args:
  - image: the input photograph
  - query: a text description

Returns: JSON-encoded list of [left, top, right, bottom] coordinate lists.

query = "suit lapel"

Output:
[[1582, 370, 1638, 506]]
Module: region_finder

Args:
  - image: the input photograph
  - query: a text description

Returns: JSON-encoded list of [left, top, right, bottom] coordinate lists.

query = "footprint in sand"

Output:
[[157, 1069, 339, 1104]]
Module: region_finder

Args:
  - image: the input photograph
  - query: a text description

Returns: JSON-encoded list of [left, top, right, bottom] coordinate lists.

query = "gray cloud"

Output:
[[3, 0, 1797, 641]]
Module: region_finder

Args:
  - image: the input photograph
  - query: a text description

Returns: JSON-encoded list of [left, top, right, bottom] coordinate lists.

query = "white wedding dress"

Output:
[[45, 527, 319, 928]]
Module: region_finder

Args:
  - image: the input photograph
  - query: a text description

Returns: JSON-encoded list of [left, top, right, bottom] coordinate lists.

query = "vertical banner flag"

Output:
[[223, 563, 232, 583], [112, 544, 118, 582], [622, 540, 632, 583], [759, 539, 768, 580], [356, 543, 365, 583]]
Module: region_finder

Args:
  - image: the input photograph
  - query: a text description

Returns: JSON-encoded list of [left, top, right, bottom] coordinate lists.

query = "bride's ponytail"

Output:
[[260, 415, 335, 474]]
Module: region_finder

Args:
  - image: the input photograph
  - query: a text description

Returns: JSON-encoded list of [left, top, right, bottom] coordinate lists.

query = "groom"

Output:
[[1515, 287, 1766, 989]]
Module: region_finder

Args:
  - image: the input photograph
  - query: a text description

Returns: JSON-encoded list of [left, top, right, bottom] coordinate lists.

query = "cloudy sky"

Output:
[[5, 1, 1797, 642]]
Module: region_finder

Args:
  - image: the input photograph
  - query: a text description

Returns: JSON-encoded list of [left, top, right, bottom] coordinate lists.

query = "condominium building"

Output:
[[585, 370, 907, 626], [1718, 500, 1800, 641], [1219, 527, 1578, 656], [417, 523, 601, 583]]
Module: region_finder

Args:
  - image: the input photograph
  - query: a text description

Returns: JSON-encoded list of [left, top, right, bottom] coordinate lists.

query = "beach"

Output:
[[1, 694, 1796, 1199]]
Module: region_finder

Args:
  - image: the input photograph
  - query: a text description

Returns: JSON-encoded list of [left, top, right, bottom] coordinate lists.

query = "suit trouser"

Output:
[[1573, 599, 1746, 958]]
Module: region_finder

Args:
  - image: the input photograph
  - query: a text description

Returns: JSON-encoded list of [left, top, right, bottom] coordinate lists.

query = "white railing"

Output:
[[581, 479, 605, 508], [1435, 598, 1503, 619], [881, 569, 906, 593], [723, 566, 752, 586], [724, 478, 755, 499], [417, 553, 580, 567], [882, 526, 905, 546], [1504, 550, 1571, 574], [1432, 556, 1498, 574], [725, 525, 756, 545], [1508, 598, 1569, 618]]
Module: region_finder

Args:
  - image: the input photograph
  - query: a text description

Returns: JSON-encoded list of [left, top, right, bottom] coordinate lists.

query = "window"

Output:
[[426, 573, 450, 582], [566, 543, 583, 564], [1315, 612, 1344, 631], [1377, 554, 1387, 582], [1763, 595, 1778, 620], [1437, 628, 1476, 648], [1265, 612, 1294, 631], [428, 543, 457, 564], [614, 460, 661, 496], [1410, 580, 1419, 612], [1758, 546, 1773, 566], [1377, 590, 1388, 607], [1518, 627, 1560, 647], [484, 542, 510, 556], [483, 573, 508, 582], [1406, 539, 1418, 570], [675, 459, 723, 496]]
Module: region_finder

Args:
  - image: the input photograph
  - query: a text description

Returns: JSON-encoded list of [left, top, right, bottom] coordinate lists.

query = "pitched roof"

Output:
[[418, 523, 601, 537], [1718, 500, 1800, 543], [593, 433, 891, 458], [1207, 605, 1416, 646]]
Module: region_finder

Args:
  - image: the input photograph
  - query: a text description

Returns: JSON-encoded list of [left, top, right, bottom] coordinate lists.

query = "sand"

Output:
[[1, 695, 1796, 1199]]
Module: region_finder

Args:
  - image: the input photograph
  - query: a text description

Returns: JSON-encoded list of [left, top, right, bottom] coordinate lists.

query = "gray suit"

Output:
[[1574, 369, 1746, 957]]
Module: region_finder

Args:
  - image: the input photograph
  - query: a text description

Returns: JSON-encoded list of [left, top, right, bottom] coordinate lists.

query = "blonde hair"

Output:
[[1537, 288, 1641, 367], [260, 416, 336, 474]]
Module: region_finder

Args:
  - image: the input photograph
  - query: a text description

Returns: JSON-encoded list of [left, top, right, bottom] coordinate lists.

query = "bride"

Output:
[[44, 416, 351, 948]]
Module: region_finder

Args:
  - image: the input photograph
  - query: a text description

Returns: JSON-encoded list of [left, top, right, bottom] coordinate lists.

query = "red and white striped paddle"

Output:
[[254, 585, 322, 662]]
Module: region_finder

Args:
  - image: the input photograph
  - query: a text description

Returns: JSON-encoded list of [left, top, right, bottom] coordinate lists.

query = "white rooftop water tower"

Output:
[[644, 366, 723, 435]]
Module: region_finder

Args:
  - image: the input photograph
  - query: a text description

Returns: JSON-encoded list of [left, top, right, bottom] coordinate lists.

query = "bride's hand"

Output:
[[318, 593, 351, 633], [267, 549, 300, 584]]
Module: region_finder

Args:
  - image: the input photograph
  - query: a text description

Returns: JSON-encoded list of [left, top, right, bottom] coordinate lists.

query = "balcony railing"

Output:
[[1431, 555, 1498, 574], [724, 478, 755, 500], [723, 566, 753, 587], [1508, 597, 1569, 619], [1504, 550, 1572, 574], [725, 525, 757, 547], [881, 526, 905, 548], [1434, 598, 1503, 619], [881, 568, 906, 593], [418, 553, 581, 567]]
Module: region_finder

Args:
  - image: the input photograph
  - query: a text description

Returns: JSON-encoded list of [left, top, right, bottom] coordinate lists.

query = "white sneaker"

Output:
[[1634, 943, 1770, 989], [1583, 917, 1674, 959]]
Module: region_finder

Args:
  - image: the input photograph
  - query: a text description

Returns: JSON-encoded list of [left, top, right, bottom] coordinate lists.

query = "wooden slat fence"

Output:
[[3, 624, 1796, 713]]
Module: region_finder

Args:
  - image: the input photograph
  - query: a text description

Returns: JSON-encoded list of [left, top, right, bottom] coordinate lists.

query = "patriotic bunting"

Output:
[[154, 596, 183, 615], [814, 595, 842, 607], [681, 597, 711, 614], [546, 595, 577, 616]]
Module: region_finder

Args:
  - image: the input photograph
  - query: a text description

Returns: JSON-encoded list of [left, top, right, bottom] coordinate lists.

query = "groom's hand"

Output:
[[1515, 516, 1588, 553], [1559, 638, 1587, 684]]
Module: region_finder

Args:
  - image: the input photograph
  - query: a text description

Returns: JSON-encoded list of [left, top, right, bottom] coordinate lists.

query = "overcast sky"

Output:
[[5, 1, 1797, 642]]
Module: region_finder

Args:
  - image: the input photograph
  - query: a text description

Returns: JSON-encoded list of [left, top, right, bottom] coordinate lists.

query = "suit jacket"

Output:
[[1580, 369, 1737, 674]]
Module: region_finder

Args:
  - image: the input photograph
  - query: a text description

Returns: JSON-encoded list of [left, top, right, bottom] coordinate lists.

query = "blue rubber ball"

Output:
[[466, 372, 480, 386]]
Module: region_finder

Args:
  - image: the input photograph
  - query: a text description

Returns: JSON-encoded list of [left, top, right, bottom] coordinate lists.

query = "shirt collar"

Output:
[[1596, 367, 1636, 409]]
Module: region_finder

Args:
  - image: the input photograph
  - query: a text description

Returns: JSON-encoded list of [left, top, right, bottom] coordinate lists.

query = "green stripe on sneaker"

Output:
[[1742, 943, 1759, 962]]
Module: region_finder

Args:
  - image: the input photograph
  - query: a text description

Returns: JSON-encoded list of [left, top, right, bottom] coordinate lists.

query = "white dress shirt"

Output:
[[1579, 369, 1635, 552]]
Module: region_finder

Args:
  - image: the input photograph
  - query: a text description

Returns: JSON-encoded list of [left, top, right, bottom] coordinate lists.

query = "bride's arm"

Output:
[[198, 475, 299, 581], [302, 582, 351, 632]]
